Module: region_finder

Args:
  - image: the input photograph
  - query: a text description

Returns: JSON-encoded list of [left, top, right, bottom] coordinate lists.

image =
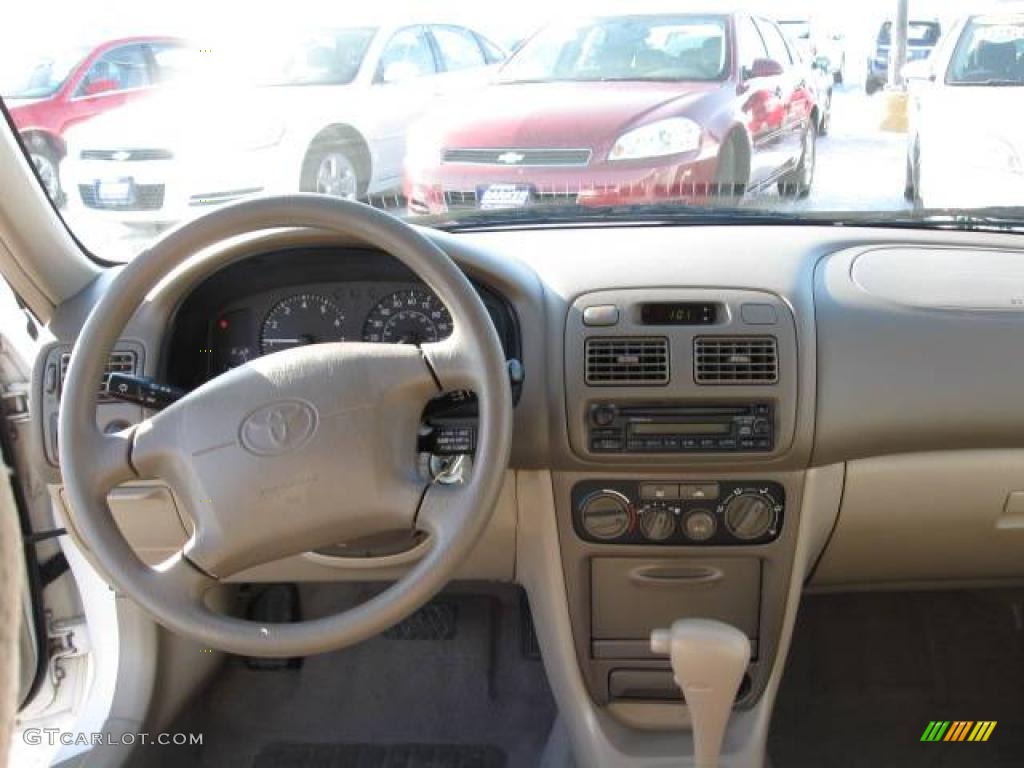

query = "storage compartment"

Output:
[[591, 557, 761, 648], [813, 451, 1024, 586]]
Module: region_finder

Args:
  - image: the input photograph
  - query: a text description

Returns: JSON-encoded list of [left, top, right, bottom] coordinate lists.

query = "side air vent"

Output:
[[694, 337, 778, 384], [60, 350, 139, 400], [585, 337, 669, 385]]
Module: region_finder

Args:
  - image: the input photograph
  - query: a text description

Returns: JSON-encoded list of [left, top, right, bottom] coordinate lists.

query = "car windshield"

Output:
[[878, 21, 941, 46], [946, 15, 1024, 85], [498, 15, 728, 83], [2, 2, 1024, 262], [778, 21, 811, 40], [255, 28, 376, 86], [0, 45, 88, 99]]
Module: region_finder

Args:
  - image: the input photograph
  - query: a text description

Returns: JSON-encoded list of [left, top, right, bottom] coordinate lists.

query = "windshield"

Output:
[[2, 2, 1024, 262], [0, 46, 88, 99], [946, 15, 1024, 85], [256, 28, 376, 86], [778, 21, 811, 41], [499, 15, 728, 84], [878, 21, 941, 47]]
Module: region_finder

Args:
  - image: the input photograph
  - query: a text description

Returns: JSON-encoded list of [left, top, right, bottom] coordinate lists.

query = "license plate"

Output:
[[95, 178, 135, 205], [478, 184, 531, 210]]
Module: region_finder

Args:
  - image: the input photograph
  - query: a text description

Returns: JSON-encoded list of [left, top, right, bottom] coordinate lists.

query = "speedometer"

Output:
[[260, 294, 345, 355], [363, 289, 453, 344]]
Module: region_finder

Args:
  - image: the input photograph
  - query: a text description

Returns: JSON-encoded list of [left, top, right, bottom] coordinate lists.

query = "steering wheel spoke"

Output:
[[422, 331, 487, 392]]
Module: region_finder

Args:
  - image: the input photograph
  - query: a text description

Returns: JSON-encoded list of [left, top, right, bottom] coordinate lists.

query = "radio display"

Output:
[[640, 302, 717, 325], [631, 423, 731, 435]]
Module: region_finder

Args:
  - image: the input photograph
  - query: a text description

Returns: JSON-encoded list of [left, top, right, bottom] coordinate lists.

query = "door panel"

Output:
[[737, 15, 785, 186]]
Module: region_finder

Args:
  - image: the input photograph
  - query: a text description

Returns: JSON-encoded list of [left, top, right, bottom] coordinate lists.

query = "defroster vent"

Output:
[[585, 337, 669, 385], [694, 337, 778, 384]]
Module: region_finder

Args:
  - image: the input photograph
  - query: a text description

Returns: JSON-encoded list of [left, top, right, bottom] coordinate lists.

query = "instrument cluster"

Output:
[[208, 282, 456, 375]]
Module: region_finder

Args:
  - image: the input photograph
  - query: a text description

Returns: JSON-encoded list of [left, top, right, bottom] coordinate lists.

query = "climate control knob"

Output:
[[639, 504, 676, 541], [579, 490, 633, 541], [723, 492, 778, 541]]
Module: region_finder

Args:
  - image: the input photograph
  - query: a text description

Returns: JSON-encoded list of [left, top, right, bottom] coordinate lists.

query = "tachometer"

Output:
[[260, 294, 345, 354], [363, 289, 453, 344]]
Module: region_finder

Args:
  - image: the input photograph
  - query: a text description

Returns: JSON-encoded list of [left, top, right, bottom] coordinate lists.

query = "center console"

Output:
[[555, 288, 802, 718]]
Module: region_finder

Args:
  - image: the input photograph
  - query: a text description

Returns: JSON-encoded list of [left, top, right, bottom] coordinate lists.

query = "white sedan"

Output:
[[905, 6, 1024, 210], [61, 23, 503, 227]]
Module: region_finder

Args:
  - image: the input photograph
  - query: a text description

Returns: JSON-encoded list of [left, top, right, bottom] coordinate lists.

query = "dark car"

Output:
[[2, 36, 188, 202], [404, 10, 821, 215], [866, 19, 942, 94]]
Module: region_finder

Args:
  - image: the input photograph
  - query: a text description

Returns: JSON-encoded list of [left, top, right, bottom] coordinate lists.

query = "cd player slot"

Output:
[[588, 402, 773, 454]]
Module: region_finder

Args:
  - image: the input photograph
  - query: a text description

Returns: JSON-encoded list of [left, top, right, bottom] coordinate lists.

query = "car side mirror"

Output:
[[749, 58, 785, 79], [82, 78, 118, 97], [380, 61, 420, 84], [903, 59, 935, 82]]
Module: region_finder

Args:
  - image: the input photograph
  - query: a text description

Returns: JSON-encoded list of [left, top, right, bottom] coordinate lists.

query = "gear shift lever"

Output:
[[651, 619, 750, 768]]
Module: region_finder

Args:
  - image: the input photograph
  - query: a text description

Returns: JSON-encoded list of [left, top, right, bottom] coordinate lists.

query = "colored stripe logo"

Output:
[[921, 721, 997, 742]]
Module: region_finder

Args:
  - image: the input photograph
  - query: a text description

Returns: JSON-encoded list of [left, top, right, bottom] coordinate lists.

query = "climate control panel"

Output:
[[571, 480, 784, 546]]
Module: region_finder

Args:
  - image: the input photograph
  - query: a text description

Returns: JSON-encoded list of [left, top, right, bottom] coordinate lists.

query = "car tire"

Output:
[[713, 134, 749, 204], [779, 121, 817, 199], [24, 134, 63, 206], [300, 142, 362, 201]]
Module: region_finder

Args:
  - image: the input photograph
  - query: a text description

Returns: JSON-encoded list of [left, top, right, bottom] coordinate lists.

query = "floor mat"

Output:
[[770, 589, 1024, 768], [135, 585, 555, 768], [254, 742, 504, 768]]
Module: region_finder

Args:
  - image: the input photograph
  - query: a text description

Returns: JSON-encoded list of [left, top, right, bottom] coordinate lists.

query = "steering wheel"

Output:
[[58, 196, 513, 656]]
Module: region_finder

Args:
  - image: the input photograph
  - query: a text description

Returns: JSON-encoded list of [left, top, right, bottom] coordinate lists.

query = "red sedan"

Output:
[[3, 36, 186, 202], [405, 11, 820, 215]]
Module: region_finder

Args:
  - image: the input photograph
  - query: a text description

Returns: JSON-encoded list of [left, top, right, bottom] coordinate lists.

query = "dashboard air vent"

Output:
[[585, 337, 669, 385], [60, 350, 138, 400], [694, 337, 778, 384]]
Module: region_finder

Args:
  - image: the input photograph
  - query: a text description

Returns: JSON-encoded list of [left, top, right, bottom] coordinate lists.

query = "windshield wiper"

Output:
[[951, 79, 1024, 87]]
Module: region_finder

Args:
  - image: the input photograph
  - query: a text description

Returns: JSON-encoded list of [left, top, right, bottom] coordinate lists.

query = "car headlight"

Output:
[[609, 118, 702, 162], [406, 126, 444, 169]]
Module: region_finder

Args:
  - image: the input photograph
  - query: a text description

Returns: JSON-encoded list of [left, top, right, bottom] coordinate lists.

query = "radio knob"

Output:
[[592, 404, 617, 427], [579, 490, 633, 541], [723, 492, 777, 541]]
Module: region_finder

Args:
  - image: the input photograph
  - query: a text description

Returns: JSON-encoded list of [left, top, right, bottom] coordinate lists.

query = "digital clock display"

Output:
[[640, 302, 718, 325]]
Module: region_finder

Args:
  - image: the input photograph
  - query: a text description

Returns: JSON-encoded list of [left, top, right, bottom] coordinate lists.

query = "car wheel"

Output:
[[24, 135, 62, 205], [713, 135, 748, 204], [779, 121, 817, 199], [300, 143, 361, 200]]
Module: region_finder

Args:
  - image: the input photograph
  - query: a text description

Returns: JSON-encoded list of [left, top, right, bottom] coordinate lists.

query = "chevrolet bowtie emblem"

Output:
[[496, 151, 525, 165]]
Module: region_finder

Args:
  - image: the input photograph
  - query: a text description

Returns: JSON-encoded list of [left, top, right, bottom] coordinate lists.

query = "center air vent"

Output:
[[60, 350, 138, 400], [694, 337, 778, 384], [585, 337, 669, 385]]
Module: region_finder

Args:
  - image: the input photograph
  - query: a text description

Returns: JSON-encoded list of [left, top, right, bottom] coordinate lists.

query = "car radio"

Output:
[[588, 402, 773, 454]]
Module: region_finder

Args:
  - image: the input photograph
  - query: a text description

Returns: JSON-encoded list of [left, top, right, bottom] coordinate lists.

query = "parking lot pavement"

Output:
[[752, 85, 912, 214]]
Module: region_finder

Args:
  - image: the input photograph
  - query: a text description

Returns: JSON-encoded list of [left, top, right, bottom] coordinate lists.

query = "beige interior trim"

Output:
[[0, 121, 99, 320], [812, 450, 1024, 587], [0, 457, 25, 765]]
